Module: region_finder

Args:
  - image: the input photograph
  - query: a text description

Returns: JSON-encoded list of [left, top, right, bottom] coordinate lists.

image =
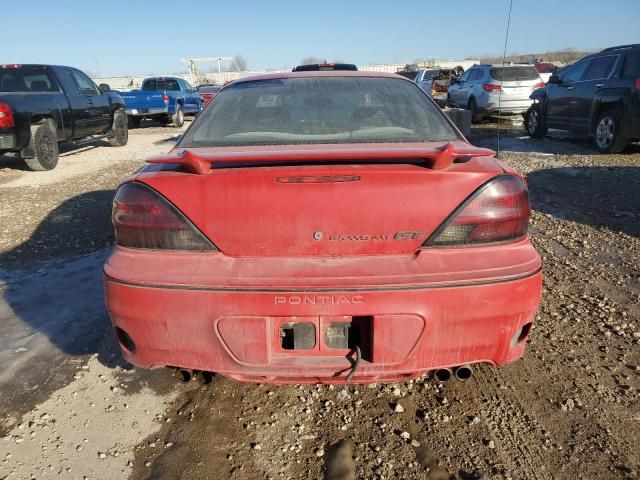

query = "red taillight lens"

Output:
[[635, 77, 640, 91], [162, 94, 169, 103], [112, 183, 216, 251], [533, 81, 545, 89], [482, 83, 502, 92], [0, 102, 15, 128], [425, 176, 530, 246]]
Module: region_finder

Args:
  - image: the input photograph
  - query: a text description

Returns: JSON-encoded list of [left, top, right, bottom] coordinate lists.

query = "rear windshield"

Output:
[[396, 71, 417, 81], [0, 66, 58, 92], [623, 51, 640, 78], [180, 77, 460, 147], [489, 67, 539, 81], [142, 78, 180, 91]]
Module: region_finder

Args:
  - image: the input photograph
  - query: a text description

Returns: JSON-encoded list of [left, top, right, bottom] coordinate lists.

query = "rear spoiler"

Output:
[[146, 142, 495, 175]]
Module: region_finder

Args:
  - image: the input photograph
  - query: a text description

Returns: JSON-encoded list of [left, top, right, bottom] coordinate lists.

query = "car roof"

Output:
[[292, 63, 358, 72], [482, 64, 536, 68], [144, 76, 182, 80], [570, 47, 636, 65], [230, 70, 413, 85], [601, 44, 640, 53], [1, 64, 79, 70]]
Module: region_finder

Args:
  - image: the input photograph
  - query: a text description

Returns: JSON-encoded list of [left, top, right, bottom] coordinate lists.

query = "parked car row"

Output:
[[0, 64, 128, 170], [396, 65, 463, 107], [399, 45, 639, 154], [3, 45, 637, 172], [121, 76, 203, 128], [448, 64, 545, 122], [398, 63, 547, 120], [0, 63, 226, 171], [525, 44, 640, 153]]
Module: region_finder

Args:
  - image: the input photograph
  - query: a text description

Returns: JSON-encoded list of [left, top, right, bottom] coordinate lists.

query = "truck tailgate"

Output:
[[120, 90, 165, 111]]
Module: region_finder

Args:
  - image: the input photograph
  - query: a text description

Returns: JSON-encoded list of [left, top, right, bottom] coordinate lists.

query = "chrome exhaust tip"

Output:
[[194, 370, 214, 385], [434, 368, 453, 382], [454, 365, 473, 382], [175, 368, 192, 383]]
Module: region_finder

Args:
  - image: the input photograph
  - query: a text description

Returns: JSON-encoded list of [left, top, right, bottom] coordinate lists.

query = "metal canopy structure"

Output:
[[180, 57, 233, 84]]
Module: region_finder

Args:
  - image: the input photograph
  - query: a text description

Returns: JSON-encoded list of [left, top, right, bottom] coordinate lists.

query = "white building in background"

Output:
[[358, 60, 479, 73], [92, 60, 479, 90]]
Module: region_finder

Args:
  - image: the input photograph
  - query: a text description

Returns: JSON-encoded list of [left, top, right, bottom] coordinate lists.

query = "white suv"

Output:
[[448, 65, 544, 122]]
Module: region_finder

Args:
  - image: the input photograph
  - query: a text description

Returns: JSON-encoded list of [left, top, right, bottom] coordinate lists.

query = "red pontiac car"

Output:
[[104, 71, 542, 384]]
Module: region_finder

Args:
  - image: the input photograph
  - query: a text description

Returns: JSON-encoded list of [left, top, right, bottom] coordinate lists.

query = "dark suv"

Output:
[[525, 44, 640, 153]]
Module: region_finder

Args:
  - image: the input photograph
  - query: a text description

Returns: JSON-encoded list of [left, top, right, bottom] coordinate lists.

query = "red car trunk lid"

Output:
[[137, 142, 500, 257]]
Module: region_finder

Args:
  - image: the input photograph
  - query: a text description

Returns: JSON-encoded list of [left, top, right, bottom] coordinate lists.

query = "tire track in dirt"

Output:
[[471, 366, 554, 480], [129, 378, 302, 480]]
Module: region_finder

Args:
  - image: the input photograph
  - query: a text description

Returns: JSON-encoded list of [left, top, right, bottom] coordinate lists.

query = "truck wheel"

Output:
[[109, 109, 128, 147], [172, 104, 184, 127], [594, 110, 627, 154], [127, 116, 141, 129], [24, 122, 59, 171], [468, 98, 483, 123], [525, 105, 548, 138]]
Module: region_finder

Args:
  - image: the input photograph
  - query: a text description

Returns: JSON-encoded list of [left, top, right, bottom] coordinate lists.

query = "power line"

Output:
[[497, 0, 514, 155]]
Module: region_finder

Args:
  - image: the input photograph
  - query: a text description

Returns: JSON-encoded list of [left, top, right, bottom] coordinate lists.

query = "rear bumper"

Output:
[[104, 244, 542, 384], [478, 93, 534, 115], [0, 133, 16, 150], [125, 107, 168, 117], [621, 104, 640, 139]]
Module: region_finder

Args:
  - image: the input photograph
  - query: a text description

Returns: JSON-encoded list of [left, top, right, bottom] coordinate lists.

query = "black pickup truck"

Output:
[[0, 64, 128, 170]]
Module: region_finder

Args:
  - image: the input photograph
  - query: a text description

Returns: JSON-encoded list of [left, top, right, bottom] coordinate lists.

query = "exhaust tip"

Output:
[[175, 368, 192, 383], [114, 327, 136, 353], [434, 368, 453, 382], [195, 370, 214, 385], [454, 365, 473, 382]]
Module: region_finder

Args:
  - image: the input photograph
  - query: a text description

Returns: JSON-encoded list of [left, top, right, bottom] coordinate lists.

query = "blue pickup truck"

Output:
[[120, 76, 202, 128]]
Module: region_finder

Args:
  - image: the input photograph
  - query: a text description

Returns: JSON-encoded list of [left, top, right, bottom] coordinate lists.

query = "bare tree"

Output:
[[478, 48, 591, 65], [230, 55, 249, 72]]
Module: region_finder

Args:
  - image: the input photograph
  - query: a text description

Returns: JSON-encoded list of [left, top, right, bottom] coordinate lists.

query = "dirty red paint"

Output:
[[104, 71, 541, 384]]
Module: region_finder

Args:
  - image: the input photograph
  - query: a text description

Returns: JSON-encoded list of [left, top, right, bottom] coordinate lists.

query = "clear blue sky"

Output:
[[1, 0, 638, 76]]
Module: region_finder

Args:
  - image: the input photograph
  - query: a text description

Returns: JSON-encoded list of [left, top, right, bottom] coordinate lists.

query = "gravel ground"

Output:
[[0, 122, 638, 480]]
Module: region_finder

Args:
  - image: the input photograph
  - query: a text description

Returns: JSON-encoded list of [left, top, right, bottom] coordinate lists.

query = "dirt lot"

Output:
[[0, 121, 638, 480]]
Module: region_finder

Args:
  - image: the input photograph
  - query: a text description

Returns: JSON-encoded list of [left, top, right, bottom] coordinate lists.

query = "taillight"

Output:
[[0, 102, 15, 128], [162, 93, 169, 103], [482, 83, 502, 92], [533, 81, 545, 89], [112, 183, 216, 251], [424, 175, 530, 247], [636, 77, 640, 91]]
